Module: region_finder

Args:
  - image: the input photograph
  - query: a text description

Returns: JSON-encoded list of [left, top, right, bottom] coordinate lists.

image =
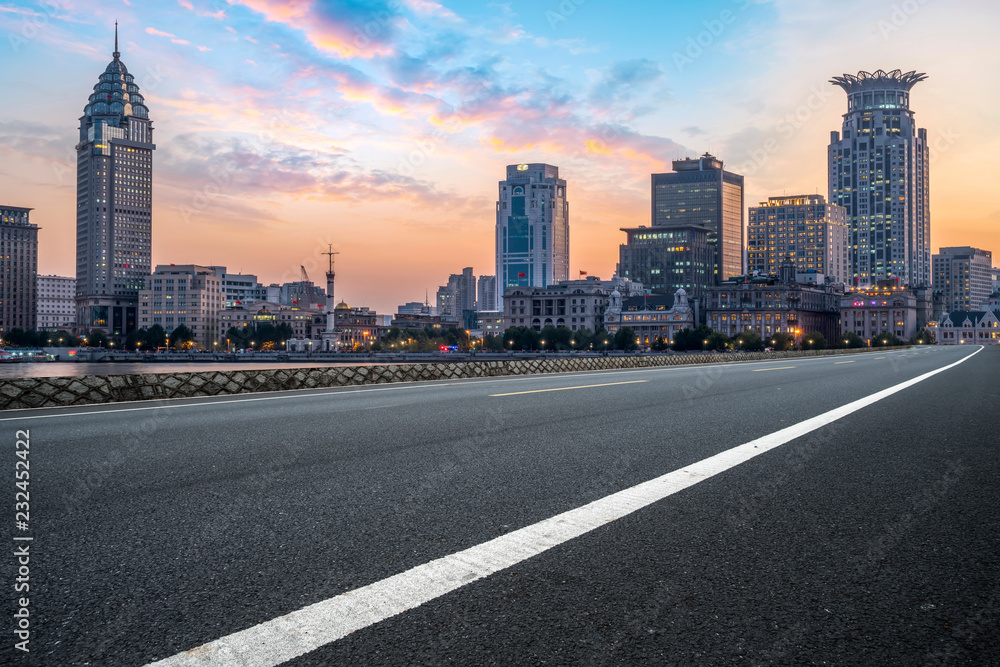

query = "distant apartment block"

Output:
[[477, 275, 497, 311], [37, 275, 76, 331], [1, 205, 38, 334], [933, 246, 993, 313], [437, 268, 476, 318], [208, 267, 268, 307], [138, 265, 224, 348], [748, 195, 849, 283]]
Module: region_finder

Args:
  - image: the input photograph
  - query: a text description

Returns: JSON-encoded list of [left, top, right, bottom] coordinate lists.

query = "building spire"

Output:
[[113, 21, 120, 59]]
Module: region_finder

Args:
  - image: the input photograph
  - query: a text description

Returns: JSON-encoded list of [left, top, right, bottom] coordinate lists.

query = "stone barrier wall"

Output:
[[0, 347, 892, 411]]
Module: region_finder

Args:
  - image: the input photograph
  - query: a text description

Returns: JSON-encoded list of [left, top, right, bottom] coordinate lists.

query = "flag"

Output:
[[580, 270, 588, 276], [235, 300, 242, 305], [517, 272, 526, 277]]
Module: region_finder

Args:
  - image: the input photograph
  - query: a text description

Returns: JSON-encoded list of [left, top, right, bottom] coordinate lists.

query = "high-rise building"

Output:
[[37, 275, 76, 331], [207, 267, 268, 308], [650, 153, 744, 283], [747, 195, 849, 283], [138, 265, 223, 348], [437, 268, 476, 317], [496, 164, 569, 307], [829, 69, 930, 288], [75, 25, 155, 337], [618, 225, 714, 298], [0, 206, 38, 334], [932, 246, 994, 313], [991, 266, 1000, 295], [477, 275, 497, 312]]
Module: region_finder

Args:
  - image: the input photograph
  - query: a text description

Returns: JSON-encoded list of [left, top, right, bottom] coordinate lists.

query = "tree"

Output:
[[502, 326, 540, 351], [170, 324, 194, 349], [732, 332, 765, 351], [87, 329, 109, 348], [571, 327, 593, 351], [767, 332, 796, 351], [145, 324, 167, 349], [592, 327, 612, 351], [650, 336, 669, 351], [910, 328, 936, 345], [482, 334, 505, 352], [871, 332, 903, 347], [704, 331, 729, 351], [124, 329, 144, 351], [671, 324, 715, 351], [800, 332, 827, 350], [613, 326, 638, 351], [836, 332, 866, 349]]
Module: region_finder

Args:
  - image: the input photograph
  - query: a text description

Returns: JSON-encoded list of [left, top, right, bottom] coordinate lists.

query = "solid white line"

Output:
[[144, 346, 982, 667], [490, 380, 647, 396]]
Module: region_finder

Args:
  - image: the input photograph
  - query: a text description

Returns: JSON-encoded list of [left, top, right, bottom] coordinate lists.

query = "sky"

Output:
[[1, 0, 998, 314]]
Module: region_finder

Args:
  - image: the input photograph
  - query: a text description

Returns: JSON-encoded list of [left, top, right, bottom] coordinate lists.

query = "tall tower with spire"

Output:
[[75, 23, 156, 337], [828, 69, 930, 288]]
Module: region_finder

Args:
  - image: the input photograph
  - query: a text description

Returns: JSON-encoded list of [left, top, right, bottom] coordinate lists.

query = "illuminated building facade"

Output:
[[496, 164, 569, 307], [0, 206, 38, 333], [75, 26, 155, 336], [618, 225, 715, 298], [651, 154, 744, 283], [839, 283, 919, 343], [828, 69, 930, 288], [748, 195, 849, 283], [138, 265, 223, 349], [932, 246, 993, 313]]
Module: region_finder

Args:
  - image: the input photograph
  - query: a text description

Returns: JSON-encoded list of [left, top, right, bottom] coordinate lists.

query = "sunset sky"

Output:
[[1, 0, 998, 314]]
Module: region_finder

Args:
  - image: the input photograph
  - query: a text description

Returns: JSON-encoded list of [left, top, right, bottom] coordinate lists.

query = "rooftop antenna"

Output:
[[113, 21, 120, 59]]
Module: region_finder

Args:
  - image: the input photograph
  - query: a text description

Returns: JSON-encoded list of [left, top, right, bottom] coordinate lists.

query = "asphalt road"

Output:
[[2, 346, 997, 666]]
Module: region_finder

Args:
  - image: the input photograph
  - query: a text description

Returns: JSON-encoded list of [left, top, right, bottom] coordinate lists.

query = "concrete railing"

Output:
[[0, 347, 898, 411]]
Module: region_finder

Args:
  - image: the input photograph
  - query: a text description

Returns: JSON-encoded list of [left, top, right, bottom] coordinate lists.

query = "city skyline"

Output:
[[2, 0, 999, 315]]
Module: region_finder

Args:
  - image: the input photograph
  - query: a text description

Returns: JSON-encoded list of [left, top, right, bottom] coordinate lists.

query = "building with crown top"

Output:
[[75, 25, 155, 337], [828, 69, 930, 288]]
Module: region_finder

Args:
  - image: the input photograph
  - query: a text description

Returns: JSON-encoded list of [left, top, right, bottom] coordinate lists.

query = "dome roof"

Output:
[[336, 301, 350, 309], [83, 26, 149, 120]]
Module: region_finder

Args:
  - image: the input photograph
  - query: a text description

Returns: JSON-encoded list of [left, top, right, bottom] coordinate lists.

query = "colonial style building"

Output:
[[604, 288, 696, 346], [839, 283, 919, 343], [333, 301, 387, 348], [502, 276, 642, 332], [219, 301, 324, 346], [936, 308, 1000, 345], [706, 273, 841, 341]]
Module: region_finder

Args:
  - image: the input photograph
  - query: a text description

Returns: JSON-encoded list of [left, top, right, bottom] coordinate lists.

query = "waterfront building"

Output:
[[496, 164, 570, 307], [208, 267, 268, 308], [829, 69, 930, 287], [603, 288, 696, 346], [839, 281, 920, 343], [334, 301, 387, 349], [437, 268, 476, 318], [0, 206, 38, 334], [618, 225, 715, 298], [932, 246, 993, 313], [397, 301, 434, 316], [75, 26, 155, 336], [138, 265, 223, 348], [220, 301, 324, 347], [747, 195, 849, 283], [37, 275, 76, 331], [651, 154, 744, 283], [706, 271, 841, 341]]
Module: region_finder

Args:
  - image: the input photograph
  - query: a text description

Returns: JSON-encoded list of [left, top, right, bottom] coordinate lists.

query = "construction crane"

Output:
[[300, 265, 310, 282]]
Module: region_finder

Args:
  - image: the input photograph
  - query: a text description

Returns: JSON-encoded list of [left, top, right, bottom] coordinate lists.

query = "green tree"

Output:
[[592, 327, 612, 351], [910, 328, 936, 345], [124, 329, 144, 351], [482, 334, 505, 352], [671, 324, 715, 351], [571, 327, 593, 350], [732, 332, 765, 351], [613, 326, 638, 351], [800, 332, 827, 350], [87, 329, 109, 348], [170, 324, 194, 349], [145, 324, 167, 349], [871, 332, 903, 347], [704, 331, 729, 351], [836, 332, 866, 349], [767, 332, 796, 351]]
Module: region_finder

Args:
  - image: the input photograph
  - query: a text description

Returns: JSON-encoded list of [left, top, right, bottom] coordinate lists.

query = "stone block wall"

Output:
[[0, 347, 888, 411]]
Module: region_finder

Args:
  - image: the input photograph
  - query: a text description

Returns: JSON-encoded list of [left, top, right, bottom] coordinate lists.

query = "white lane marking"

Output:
[[752, 366, 795, 372], [144, 346, 982, 667], [834, 361, 856, 365], [490, 380, 647, 396]]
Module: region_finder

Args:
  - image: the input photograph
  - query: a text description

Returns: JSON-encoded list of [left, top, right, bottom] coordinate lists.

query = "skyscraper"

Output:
[[747, 195, 849, 283], [496, 164, 569, 307], [75, 25, 155, 337], [829, 69, 930, 288], [650, 154, 744, 283], [0, 206, 38, 333]]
